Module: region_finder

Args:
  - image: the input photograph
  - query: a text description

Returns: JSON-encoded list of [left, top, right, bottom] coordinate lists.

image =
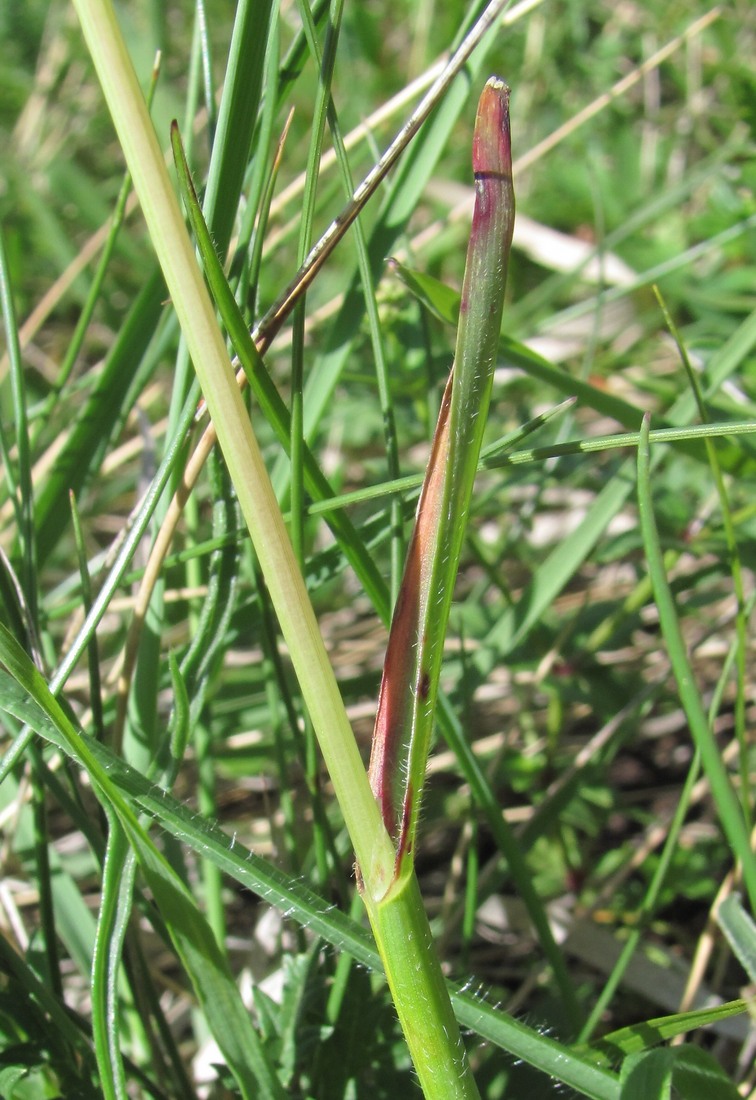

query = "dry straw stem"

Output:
[[71, 0, 397, 899]]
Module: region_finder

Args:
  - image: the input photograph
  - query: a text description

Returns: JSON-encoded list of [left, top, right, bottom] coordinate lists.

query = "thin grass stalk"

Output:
[[653, 288, 752, 833], [110, 0, 525, 725], [577, 746, 703, 1043], [174, 50, 583, 1045], [0, 378, 200, 783], [0, 231, 63, 1004], [69, 4, 486, 1094], [637, 414, 756, 911], [289, 0, 346, 885]]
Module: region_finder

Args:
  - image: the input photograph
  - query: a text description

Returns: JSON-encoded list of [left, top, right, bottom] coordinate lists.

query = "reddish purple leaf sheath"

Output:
[[369, 78, 514, 871]]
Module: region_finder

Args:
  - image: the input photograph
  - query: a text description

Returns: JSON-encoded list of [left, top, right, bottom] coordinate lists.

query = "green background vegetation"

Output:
[[0, 0, 754, 1096]]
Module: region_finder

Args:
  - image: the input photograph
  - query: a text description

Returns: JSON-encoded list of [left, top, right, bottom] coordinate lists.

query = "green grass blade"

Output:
[[170, 121, 391, 618], [68, 490, 105, 742], [578, 745, 703, 1043], [593, 998, 752, 1062], [74, 0, 395, 897], [200, 0, 274, 260], [0, 932, 99, 1086], [289, 0, 345, 569], [0, 228, 38, 630], [235, 21, 285, 318], [34, 58, 161, 434], [392, 263, 756, 471], [0, 622, 286, 1100], [436, 692, 580, 1022], [636, 414, 756, 910], [254, 0, 512, 349], [267, 8, 505, 499], [91, 819, 133, 1100], [717, 895, 756, 986], [0, 373, 203, 785], [655, 287, 752, 832], [34, 267, 166, 563]]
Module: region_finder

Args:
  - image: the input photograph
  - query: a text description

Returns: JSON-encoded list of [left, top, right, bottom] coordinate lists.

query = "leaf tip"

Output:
[[473, 77, 512, 180]]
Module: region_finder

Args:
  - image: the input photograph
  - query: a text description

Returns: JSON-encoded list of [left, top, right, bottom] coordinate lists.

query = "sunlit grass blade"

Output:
[[391, 261, 756, 472], [73, 0, 398, 902], [369, 78, 515, 875], [304, 396, 576, 514], [636, 414, 756, 911], [717, 894, 756, 986], [591, 998, 752, 1063], [200, 0, 274, 261], [253, 0, 513, 346], [0, 228, 37, 630], [267, 11, 504, 501], [170, 121, 391, 620], [34, 268, 167, 563], [654, 286, 752, 833], [577, 744, 703, 1043], [91, 819, 133, 1100]]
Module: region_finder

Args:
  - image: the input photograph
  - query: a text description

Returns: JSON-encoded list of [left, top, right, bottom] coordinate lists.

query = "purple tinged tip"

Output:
[[472, 77, 512, 180]]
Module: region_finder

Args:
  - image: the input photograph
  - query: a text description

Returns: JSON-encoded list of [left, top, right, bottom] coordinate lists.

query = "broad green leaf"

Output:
[[619, 1049, 673, 1100], [670, 1045, 742, 1100]]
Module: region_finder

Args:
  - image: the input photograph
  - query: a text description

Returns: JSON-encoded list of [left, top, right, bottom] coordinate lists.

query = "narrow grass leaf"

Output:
[[200, 0, 274, 260], [289, 0, 346, 571], [0, 623, 286, 1100], [389, 256, 461, 324], [0, 229, 37, 629], [91, 820, 133, 1100], [75, 0, 395, 898], [593, 998, 752, 1062], [303, 396, 576, 515], [636, 414, 756, 910], [34, 267, 166, 563], [69, 490, 105, 742], [0, 933, 99, 1082], [717, 895, 756, 985], [170, 122, 391, 619], [436, 692, 580, 1021], [267, 15, 501, 498], [392, 262, 756, 472]]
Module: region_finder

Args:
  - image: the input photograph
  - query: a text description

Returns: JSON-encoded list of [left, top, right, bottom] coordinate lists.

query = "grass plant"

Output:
[[1, 0, 755, 1097]]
